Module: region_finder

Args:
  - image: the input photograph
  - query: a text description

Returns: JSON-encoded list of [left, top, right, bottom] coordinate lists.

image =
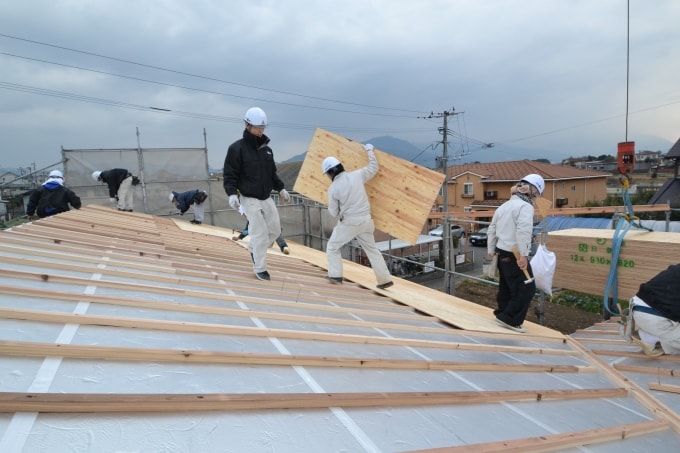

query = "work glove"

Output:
[[229, 194, 240, 209], [363, 143, 374, 152], [280, 189, 290, 202], [109, 197, 117, 204]]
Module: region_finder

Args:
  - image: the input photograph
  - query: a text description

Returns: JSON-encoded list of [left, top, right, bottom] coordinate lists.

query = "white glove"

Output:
[[280, 189, 290, 202], [109, 197, 117, 204], [229, 194, 240, 209], [364, 143, 374, 152]]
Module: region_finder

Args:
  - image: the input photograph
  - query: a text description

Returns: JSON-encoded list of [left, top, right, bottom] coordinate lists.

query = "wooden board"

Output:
[[293, 128, 446, 245], [549, 228, 680, 300]]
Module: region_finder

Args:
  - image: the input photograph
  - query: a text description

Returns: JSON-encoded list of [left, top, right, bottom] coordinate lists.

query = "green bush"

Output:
[[550, 290, 626, 314]]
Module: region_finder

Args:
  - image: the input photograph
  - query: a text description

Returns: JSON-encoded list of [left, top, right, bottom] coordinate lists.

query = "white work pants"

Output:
[[632, 296, 680, 354], [192, 202, 205, 222], [117, 176, 134, 211], [241, 196, 281, 274], [326, 216, 391, 286]]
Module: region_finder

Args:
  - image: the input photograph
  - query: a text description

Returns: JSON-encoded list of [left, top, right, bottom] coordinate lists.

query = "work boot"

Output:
[[376, 281, 394, 290], [255, 271, 271, 281], [190, 220, 202, 224], [327, 276, 343, 284]]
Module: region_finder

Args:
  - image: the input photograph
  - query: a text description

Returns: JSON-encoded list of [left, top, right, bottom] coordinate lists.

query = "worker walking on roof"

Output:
[[322, 144, 393, 290], [222, 107, 290, 281], [26, 170, 81, 221], [92, 168, 136, 212], [486, 173, 544, 333], [629, 263, 680, 357], [170, 189, 208, 224]]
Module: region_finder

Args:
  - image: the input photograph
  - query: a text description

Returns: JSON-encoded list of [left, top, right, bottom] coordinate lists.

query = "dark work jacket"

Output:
[[172, 189, 201, 214], [222, 130, 284, 200], [26, 181, 82, 218], [636, 264, 680, 322], [100, 168, 131, 198]]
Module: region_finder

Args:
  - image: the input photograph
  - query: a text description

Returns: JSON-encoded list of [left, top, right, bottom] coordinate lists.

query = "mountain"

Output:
[[283, 136, 440, 168]]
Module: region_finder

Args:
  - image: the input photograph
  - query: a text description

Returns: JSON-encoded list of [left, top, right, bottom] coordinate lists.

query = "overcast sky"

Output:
[[1, 0, 679, 172]]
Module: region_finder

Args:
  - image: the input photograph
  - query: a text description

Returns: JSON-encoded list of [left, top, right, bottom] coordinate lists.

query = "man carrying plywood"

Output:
[[322, 144, 394, 290]]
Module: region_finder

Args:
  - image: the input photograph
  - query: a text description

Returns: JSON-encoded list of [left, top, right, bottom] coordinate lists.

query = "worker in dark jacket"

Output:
[[92, 168, 135, 211], [170, 189, 208, 224], [223, 107, 290, 281], [630, 264, 680, 356], [26, 170, 81, 220]]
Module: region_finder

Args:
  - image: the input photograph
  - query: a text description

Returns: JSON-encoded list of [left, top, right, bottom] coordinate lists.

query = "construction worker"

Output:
[[629, 264, 680, 357], [170, 190, 208, 224], [222, 107, 290, 281], [486, 173, 544, 333], [322, 143, 393, 290], [26, 170, 81, 220], [92, 168, 136, 212]]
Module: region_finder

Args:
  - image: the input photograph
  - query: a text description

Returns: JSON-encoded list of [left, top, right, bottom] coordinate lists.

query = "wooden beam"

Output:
[[614, 364, 680, 377], [649, 383, 680, 395], [0, 340, 585, 373], [0, 388, 628, 413], [0, 307, 576, 356], [428, 204, 671, 220], [405, 419, 669, 453]]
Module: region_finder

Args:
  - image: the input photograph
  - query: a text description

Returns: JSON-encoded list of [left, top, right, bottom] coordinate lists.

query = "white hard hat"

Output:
[[169, 192, 176, 202], [244, 107, 267, 127], [322, 156, 341, 174], [49, 170, 63, 179], [521, 173, 545, 196], [91, 170, 102, 182]]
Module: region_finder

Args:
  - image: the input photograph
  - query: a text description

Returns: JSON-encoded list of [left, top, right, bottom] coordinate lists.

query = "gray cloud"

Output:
[[1, 0, 678, 171]]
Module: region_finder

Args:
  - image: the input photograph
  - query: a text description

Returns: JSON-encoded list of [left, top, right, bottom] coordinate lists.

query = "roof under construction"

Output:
[[1, 206, 680, 452]]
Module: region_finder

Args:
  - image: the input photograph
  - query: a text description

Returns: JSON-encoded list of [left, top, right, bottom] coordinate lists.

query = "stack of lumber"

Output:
[[549, 228, 680, 300]]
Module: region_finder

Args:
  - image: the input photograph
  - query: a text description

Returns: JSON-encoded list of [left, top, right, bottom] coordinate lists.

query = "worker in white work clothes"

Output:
[[629, 264, 680, 357], [92, 169, 136, 212], [322, 143, 393, 290]]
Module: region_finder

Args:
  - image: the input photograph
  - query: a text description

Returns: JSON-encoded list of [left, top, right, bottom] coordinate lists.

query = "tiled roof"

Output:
[[666, 137, 680, 159], [447, 159, 610, 181]]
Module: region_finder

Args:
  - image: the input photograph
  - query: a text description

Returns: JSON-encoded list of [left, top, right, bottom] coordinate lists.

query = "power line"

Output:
[[0, 52, 417, 119], [0, 33, 428, 115]]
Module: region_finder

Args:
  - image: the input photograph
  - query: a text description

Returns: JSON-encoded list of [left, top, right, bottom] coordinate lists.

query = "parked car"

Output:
[[469, 227, 488, 246], [428, 224, 466, 238]]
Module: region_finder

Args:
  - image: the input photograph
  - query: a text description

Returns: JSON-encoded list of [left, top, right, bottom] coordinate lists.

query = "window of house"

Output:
[[571, 185, 576, 191], [463, 183, 474, 196]]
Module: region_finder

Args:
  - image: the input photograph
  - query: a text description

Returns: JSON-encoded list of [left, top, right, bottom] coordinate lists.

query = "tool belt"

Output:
[[632, 304, 666, 318]]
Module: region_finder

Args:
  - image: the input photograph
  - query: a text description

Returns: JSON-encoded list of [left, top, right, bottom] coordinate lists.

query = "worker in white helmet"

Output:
[[26, 170, 81, 221], [486, 173, 545, 333], [222, 107, 290, 281], [92, 168, 136, 211], [322, 144, 393, 290], [169, 189, 208, 224]]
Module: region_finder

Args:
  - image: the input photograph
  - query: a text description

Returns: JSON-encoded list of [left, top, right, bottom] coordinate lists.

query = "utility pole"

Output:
[[427, 108, 458, 294]]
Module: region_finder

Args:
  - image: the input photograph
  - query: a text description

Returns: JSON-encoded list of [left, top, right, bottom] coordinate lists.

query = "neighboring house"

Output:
[[436, 159, 609, 215], [648, 137, 680, 207]]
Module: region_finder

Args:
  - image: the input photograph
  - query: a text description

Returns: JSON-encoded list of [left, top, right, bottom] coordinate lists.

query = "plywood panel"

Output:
[[294, 128, 446, 244], [549, 228, 680, 300]]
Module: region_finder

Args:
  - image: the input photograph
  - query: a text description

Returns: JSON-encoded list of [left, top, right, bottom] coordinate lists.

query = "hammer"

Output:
[[512, 247, 535, 284]]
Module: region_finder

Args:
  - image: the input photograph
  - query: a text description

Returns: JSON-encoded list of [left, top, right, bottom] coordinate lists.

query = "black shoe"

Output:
[[255, 271, 271, 281], [190, 220, 202, 224], [327, 277, 343, 284], [376, 281, 394, 290]]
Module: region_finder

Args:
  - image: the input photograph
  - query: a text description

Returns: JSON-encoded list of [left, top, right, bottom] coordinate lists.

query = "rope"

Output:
[[603, 182, 653, 315]]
